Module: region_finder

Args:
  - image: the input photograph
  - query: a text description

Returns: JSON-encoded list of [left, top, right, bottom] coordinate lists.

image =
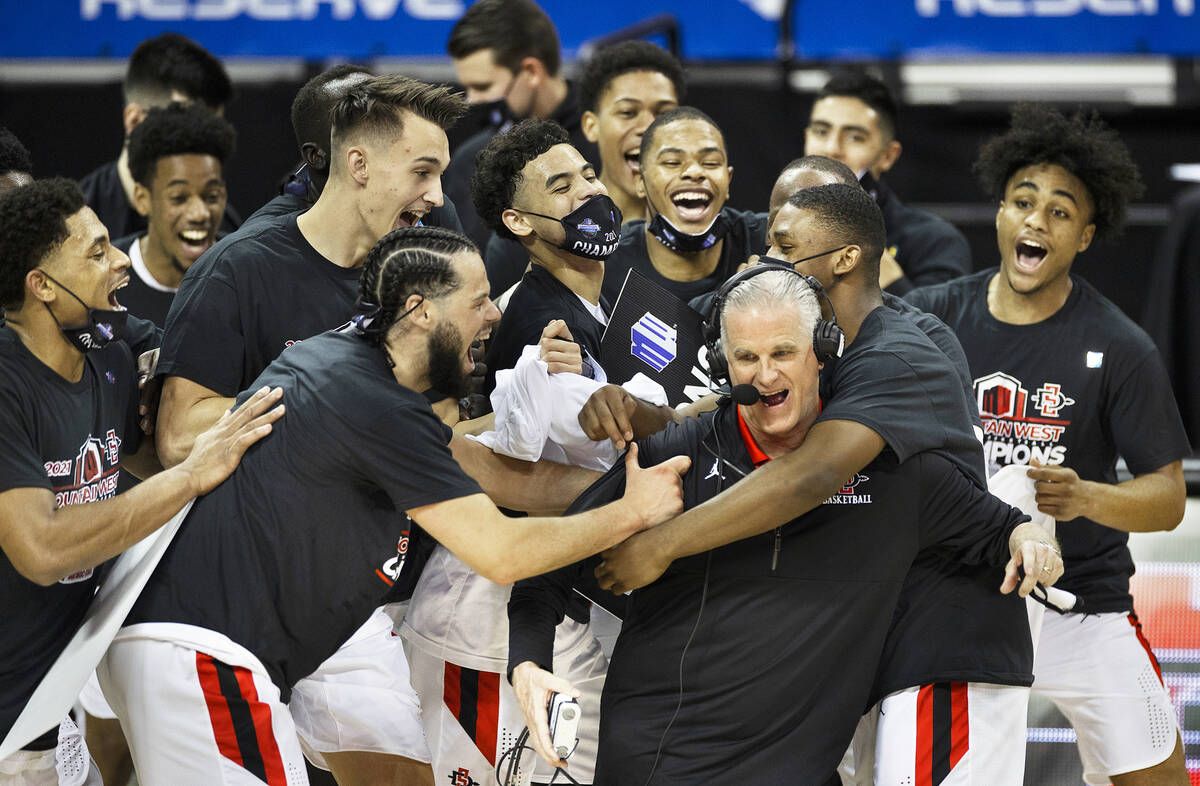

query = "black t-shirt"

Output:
[[79, 159, 241, 240], [112, 233, 176, 328], [127, 329, 483, 697], [484, 264, 608, 393], [875, 179, 971, 296], [907, 270, 1192, 611], [600, 208, 769, 306], [158, 212, 361, 396], [816, 305, 1033, 700], [510, 402, 1024, 785], [0, 327, 141, 744], [445, 82, 599, 251]]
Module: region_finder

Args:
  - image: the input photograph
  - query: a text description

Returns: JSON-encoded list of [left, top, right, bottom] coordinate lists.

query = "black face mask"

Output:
[[516, 194, 623, 261], [39, 272, 128, 353], [645, 195, 731, 254]]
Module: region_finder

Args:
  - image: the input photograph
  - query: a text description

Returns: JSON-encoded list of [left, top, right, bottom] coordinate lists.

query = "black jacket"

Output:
[[509, 401, 1027, 784]]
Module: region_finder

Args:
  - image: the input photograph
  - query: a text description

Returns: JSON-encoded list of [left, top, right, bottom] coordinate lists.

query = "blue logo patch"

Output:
[[631, 312, 677, 373], [577, 218, 601, 238], [105, 370, 116, 385]]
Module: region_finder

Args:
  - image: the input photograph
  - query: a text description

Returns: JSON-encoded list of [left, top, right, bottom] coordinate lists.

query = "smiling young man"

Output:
[[0, 178, 280, 785], [600, 107, 768, 305], [906, 105, 1191, 786], [805, 70, 970, 293], [113, 103, 235, 327], [100, 226, 689, 785], [506, 267, 1056, 784], [79, 33, 239, 241], [481, 40, 685, 298]]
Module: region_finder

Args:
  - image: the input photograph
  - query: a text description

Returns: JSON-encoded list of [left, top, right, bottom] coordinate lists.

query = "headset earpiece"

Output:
[[701, 261, 845, 390]]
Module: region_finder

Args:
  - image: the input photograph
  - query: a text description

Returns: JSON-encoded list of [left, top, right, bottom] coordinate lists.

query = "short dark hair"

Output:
[[0, 178, 86, 310], [638, 106, 723, 164], [447, 0, 561, 77], [815, 69, 898, 140], [974, 103, 1143, 242], [124, 33, 233, 110], [0, 127, 33, 177], [358, 226, 476, 344], [578, 41, 686, 113], [330, 75, 466, 158], [127, 103, 236, 188], [471, 118, 570, 241], [291, 64, 372, 156], [787, 183, 886, 280], [780, 155, 859, 188]]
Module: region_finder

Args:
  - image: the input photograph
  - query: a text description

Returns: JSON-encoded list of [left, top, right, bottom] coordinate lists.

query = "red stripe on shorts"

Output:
[[196, 653, 245, 767], [230, 665, 288, 786], [1128, 612, 1164, 684], [915, 683, 935, 786], [949, 681, 970, 769], [475, 670, 501, 765], [444, 662, 463, 720]]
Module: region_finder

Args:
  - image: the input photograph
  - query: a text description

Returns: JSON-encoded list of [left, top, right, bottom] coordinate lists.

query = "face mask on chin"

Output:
[[38, 271, 128, 352], [644, 194, 731, 254], [515, 194, 623, 262]]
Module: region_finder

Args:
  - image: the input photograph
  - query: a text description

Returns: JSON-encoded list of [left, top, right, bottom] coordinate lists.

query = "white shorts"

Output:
[[0, 718, 99, 786], [97, 635, 310, 785], [871, 682, 1028, 786], [1032, 610, 1178, 785], [288, 605, 430, 770], [75, 674, 115, 721], [403, 631, 607, 786]]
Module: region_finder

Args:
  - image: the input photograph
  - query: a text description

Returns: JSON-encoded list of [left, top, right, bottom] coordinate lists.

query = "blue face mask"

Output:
[[514, 194, 623, 261], [39, 272, 128, 352]]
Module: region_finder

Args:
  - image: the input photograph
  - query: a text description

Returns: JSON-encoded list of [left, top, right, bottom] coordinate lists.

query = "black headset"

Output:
[[702, 259, 845, 387]]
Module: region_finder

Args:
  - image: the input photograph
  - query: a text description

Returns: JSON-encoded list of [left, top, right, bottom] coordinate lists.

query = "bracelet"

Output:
[[1035, 540, 1061, 556]]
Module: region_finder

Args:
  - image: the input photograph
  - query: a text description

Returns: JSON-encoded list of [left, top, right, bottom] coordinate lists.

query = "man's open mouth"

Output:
[[179, 228, 213, 258], [396, 210, 424, 229], [760, 389, 789, 408], [671, 190, 713, 222], [1014, 239, 1048, 273], [108, 278, 129, 310]]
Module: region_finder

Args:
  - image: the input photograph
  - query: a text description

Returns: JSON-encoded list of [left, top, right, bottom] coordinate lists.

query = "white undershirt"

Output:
[[128, 237, 177, 293]]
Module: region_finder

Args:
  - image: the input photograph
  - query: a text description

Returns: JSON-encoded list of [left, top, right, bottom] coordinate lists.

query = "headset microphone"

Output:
[[730, 385, 762, 406]]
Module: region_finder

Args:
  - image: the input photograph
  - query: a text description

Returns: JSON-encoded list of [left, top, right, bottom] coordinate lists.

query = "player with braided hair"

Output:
[[149, 75, 474, 785], [908, 105, 1189, 786], [98, 226, 688, 785]]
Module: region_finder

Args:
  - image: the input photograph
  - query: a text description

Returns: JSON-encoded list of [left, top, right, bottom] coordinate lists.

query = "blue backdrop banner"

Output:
[[0, 0, 1195, 59]]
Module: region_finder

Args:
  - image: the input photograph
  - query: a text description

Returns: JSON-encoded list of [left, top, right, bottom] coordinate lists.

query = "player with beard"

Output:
[[398, 119, 624, 786], [804, 70, 970, 294], [444, 0, 598, 249], [0, 178, 280, 785], [600, 107, 768, 305], [906, 105, 1190, 786], [98, 226, 689, 785], [482, 41, 686, 298], [109, 103, 235, 327], [154, 74, 468, 785], [244, 64, 464, 234], [0, 127, 33, 196], [79, 33, 240, 240]]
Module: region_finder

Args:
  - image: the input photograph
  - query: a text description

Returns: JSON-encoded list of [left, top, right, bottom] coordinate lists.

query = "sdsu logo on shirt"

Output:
[[974, 371, 1072, 471], [822, 473, 872, 505], [376, 528, 411, 587]]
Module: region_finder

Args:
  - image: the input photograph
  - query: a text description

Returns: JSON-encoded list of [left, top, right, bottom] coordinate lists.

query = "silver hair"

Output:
[[719, 269, 820, 351]]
